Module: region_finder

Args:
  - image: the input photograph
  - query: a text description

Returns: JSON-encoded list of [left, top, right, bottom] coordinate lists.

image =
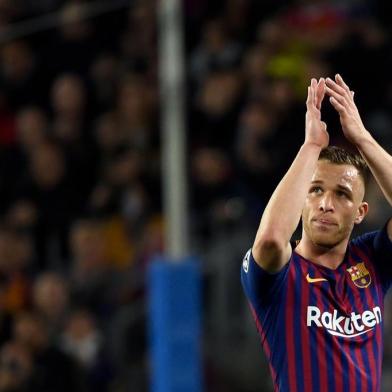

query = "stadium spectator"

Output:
[[0, 1, 391, 391]]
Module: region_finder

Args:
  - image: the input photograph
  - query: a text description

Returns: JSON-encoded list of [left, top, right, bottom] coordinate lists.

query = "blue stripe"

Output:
[[278, 272, 290, 392], [351, 247, 379, 391], [371, 303, 381, 392], [340, 337, 350, 392], [345, 276, 363, 392], [293, 259, 305, 392], [319, 272, 336, 392], [243, 251, 292, 390], [258, 268, 290, 391], [335, 267, 350, 391], [358, 298, 372, 392], [308, 264, 321, 391]]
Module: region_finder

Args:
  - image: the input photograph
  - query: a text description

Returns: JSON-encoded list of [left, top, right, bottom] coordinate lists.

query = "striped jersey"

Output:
[[241, 225, 392, 392]]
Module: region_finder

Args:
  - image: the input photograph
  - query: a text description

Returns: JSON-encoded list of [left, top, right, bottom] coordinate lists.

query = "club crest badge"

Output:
[[347, 262, 372, 288]]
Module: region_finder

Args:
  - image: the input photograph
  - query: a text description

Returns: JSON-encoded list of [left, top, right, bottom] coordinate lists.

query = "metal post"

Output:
[[158, 0, 189, 260], [149, 2, 202, 392]]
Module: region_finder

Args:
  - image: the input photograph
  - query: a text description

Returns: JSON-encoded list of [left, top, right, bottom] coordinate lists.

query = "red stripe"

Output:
[[249, 303, 278, 390], [338, 261, 357, 392], [318, 271, 344, 392], [313, 277, 329, 392], [347, 254, 372, 391], [351, 247, 381, 390], [285, 265, 297, 392], [347, 340, 357, 392], [363, 291, 381, 392], [355, 243, 385, 387], [328, 302, 344, 392], [345, 255, 361, 392], [375, 326, 382, 391], [299, 262, 312, 392], [364, 285, 382, 390]]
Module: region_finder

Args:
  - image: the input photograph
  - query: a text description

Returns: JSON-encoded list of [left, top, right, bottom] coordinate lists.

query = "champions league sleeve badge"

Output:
[[242, 249, 251, 273]]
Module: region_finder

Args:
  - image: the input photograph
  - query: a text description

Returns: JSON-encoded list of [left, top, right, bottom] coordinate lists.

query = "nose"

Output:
[[319, 192, 334, 212]]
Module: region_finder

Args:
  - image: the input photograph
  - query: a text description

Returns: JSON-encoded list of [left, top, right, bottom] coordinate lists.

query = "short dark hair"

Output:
[[318, 146, 368, 183]]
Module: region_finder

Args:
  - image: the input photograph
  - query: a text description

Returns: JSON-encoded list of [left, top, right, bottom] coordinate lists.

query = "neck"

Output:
[[295, 233, 349, 270]]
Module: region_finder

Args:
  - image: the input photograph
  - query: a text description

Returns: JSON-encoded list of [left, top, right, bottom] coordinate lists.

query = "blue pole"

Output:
[[148, 257, 202, 392]]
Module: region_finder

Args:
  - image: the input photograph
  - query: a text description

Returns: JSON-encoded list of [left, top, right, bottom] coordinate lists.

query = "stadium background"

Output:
[[0, 0, 391, 391]]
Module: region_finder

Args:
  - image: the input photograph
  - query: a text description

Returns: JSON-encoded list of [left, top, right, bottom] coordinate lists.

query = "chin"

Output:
[[310, 232, 342, 249], [313, 238, 338, 249]]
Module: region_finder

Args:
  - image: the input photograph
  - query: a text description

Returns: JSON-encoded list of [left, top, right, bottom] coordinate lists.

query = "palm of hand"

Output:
[[306, 110, 329, 148], [305, 78, 329, 148], [340, 107, 365, 144], [325, 74, 367, 145]]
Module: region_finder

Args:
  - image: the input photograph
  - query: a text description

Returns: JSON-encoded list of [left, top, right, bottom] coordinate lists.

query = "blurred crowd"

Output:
[[0, 0, 391, 391]]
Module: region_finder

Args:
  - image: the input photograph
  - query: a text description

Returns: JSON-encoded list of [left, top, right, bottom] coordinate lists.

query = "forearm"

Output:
[[255, 143, 322, 245], [252, 77, 327, 271], [326, 74, 392, 206], [356, 132, 392, 205]]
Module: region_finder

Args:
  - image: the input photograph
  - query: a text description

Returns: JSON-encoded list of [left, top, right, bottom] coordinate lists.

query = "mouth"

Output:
[[312, 218, 338, 226]]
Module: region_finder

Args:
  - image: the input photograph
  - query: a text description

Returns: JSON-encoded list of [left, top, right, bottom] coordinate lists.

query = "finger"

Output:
[[306, 86, 311, 108], [335, 74, 350, 92], [325, 86, 348, 106], [307, 84, 314, 110], [329, 96, 346, 115], [316, 78, 325, 110], [311, 78, 317, 106], [321, 121, 327, 132], [318, 77, 325, 89], [326, 77, 347, 96], [306, 85, 315, 111]]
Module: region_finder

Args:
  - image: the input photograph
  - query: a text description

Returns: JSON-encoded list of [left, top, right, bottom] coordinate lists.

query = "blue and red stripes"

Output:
[[243, 236, 387, 392]]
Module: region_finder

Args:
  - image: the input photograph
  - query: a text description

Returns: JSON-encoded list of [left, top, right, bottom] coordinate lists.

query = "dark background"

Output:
[[0, 0, 391, 391]]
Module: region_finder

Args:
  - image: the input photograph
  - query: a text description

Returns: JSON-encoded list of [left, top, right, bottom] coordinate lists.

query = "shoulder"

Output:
[[241, 248, 292, 306], [349, 222, 392, 293], [350, 221, 392, 254], [350, 230, 378, 251]]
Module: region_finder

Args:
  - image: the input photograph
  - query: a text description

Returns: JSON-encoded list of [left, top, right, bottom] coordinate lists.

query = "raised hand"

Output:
[[325, 74, 368, 145], [305, 78, 329, 148]]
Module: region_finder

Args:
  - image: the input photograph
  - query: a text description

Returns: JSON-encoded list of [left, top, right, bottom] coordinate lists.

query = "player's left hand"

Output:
[[305, 78, 329, 148], [325, 74, 368, 145]]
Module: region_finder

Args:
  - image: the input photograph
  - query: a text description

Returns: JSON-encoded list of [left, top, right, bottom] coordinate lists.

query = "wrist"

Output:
[[352, 129, 373, 149], [302, 141, 325, 152]]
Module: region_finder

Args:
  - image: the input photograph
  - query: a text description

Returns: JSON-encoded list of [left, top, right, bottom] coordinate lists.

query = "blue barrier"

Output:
[[148, 257, 202, 392]]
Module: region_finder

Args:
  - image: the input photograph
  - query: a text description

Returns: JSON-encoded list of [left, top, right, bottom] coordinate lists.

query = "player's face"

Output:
[[302, 161, 368, 248]]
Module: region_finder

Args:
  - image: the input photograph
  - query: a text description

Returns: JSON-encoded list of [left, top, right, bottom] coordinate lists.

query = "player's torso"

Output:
[[288, 250, 384, 341], [262, 248, 384, 392]]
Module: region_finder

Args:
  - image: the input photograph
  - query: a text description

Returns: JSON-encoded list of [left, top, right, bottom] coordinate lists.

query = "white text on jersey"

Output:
[[307, 306, 382, 338]]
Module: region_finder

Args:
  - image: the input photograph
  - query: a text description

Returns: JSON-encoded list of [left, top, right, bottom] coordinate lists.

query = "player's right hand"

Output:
[[305, 78, 329, 149]]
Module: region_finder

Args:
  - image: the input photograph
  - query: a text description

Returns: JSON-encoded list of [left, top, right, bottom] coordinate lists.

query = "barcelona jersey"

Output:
[[241, 225, 392, 392]]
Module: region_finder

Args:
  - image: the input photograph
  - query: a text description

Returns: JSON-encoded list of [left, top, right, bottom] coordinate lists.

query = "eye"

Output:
[[337, 190, 349, 199], [310, 186, 323, 194]]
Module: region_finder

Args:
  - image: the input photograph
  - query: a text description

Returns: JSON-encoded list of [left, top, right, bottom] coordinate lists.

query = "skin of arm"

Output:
[[326, 74, 392, 240], [252, 78, 328, 272]]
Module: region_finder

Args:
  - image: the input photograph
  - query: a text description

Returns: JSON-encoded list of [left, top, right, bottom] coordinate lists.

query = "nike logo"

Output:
[[306, 273, 328, 283]]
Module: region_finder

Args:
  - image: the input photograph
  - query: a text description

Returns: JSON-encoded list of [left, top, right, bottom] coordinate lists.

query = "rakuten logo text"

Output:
[[307, 306, 382, 338]]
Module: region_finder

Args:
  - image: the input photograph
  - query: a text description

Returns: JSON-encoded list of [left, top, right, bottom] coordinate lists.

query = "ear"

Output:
[[354, 202, 368, 224]]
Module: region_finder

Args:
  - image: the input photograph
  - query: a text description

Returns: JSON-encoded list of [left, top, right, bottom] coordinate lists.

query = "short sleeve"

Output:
[[373, 222, 392, 292], [241, 248, 290, 308], [352, 221, 392, 293]]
